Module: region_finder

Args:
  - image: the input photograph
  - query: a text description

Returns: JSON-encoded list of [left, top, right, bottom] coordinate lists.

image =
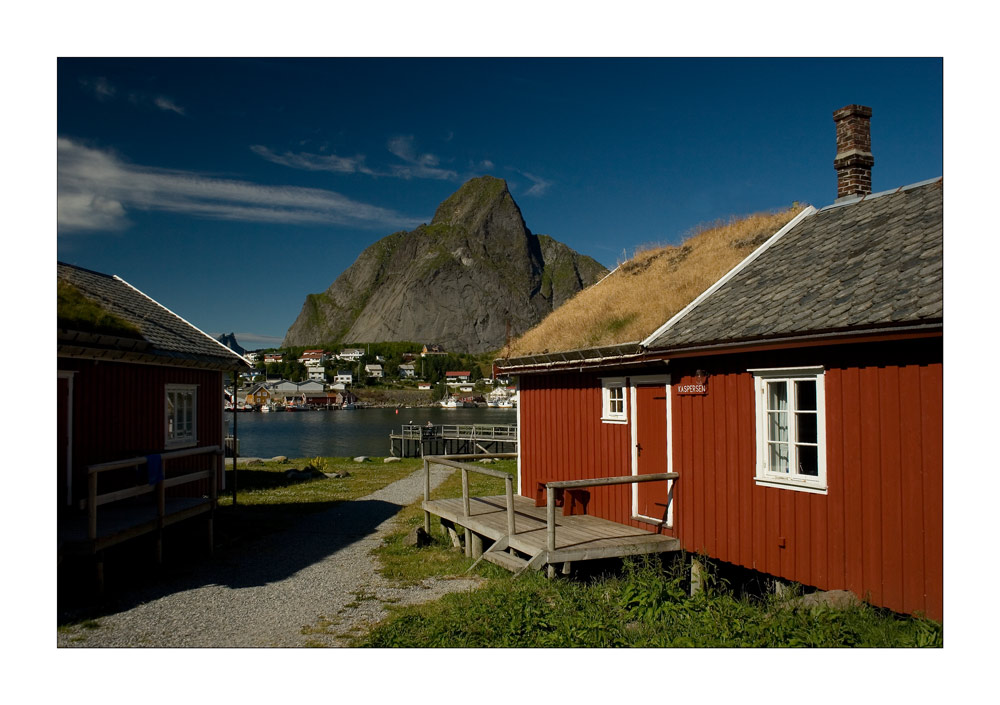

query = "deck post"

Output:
[[546, 486, 556, 553], [462, 468, 470, 517], [505, 476, 515, 536], [690, 557, 704, 596], [88, 471, 98, 540], [470, 532, 483, 558], [156, 460, 166, 564], [423, 458, 431, 534]]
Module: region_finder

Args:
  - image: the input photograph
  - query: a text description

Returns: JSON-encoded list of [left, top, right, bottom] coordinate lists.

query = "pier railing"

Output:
[[400, 424, 517, 441]]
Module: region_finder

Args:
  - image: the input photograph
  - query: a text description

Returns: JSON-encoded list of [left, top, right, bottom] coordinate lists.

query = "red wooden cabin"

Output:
[[58, 262, 251, 574], [498, 107, 943, 620]]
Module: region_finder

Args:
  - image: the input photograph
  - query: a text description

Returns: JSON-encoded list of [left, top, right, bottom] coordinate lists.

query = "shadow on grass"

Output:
[[57, 496, 404, 624]]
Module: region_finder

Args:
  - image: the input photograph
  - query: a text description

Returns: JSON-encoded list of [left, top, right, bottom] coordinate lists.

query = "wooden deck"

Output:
[[58, 497, 213, 556], [423, 494, 680, 568]]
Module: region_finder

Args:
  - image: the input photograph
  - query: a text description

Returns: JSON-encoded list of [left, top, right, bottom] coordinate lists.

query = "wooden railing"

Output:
[[543, 473, 678, 555], [401, 424, 517, 441], [422, 454, 519, 538], [86, 445, 223, 541]]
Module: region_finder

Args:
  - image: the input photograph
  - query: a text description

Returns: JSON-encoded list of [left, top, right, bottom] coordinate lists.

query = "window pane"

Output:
[[769, 442, 789, 473], [768, 411, 788, 442], [796, 411, 817, 444], [795, 380, 817, 411], [767, 381, 787, 411], [797, 445, 818, 476]]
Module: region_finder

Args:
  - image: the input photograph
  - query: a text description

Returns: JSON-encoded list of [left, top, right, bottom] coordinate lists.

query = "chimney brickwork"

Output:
[[833, 104, 874, 200]]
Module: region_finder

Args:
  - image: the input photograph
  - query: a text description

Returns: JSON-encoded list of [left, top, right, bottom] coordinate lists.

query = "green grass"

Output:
[[363, 458, 941, 648], [357, 555, 943, 648], [373, 459, 517, 584], [215, 456, 421, 546]]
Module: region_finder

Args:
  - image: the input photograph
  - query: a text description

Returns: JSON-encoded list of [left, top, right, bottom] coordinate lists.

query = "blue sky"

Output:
[[56, 57, 942, 349]]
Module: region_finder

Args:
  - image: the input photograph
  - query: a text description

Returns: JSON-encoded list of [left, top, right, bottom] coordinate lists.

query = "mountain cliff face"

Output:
[[282, 176, 608, 353]]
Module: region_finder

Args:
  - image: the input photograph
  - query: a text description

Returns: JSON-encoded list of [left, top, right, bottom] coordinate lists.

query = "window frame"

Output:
[[600, 377, 628, 424], [165, 383, 199, 449], [750, 366, 827, 494]]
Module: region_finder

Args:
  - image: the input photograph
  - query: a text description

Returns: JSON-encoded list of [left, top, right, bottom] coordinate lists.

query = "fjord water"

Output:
[[228, 407, 517, 459]]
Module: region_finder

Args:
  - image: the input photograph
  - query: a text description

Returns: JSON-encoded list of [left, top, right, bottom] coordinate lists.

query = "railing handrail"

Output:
[[423, 453, 518, 538], [88, 445, 224, 475], [545, 473, 679, 554], [86, 445, 222, 541]]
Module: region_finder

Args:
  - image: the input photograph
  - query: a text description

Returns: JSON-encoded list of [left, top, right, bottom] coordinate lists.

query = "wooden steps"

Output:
[[425, 493, 680, 577], [484, 549, 529, 572]]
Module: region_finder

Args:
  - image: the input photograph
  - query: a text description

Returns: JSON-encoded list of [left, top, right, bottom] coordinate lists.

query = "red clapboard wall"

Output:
[[517, 337, 942, 620], [58, 359, 225, 504]]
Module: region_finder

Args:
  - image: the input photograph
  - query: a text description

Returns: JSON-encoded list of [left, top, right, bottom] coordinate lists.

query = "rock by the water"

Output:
[[353, 456, 370, 463], [384, 457, 402, 463], [271, 456, 288, 463]]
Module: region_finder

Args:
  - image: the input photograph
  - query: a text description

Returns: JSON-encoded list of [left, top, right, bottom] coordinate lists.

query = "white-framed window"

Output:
[[601, 377, 628, 424], [751, 366, 826, 493], [166, 384, 198, 448]]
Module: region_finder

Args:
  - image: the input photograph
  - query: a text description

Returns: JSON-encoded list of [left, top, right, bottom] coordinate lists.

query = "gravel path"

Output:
[[57, 465, 482, 647]]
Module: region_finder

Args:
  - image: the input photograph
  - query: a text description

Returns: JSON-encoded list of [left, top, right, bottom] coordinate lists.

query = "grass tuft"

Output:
[[506, 206, 803, 356]]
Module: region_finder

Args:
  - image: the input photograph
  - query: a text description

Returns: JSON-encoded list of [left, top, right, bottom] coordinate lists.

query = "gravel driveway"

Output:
[[57, 465, 482, 647]]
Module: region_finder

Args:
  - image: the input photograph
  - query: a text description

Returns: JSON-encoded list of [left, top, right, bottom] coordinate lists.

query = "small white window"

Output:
[[166, 384, 198, 448], [751, 367, 826, 493], [601, 377, 628, 424]]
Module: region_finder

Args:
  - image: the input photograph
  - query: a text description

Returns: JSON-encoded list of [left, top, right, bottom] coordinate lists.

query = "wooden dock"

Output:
[[390, 424, 517, 458], [421, 455, 679, 576]]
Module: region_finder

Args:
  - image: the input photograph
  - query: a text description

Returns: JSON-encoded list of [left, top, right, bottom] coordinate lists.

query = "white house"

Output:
[[298, 349, 327, 367], [335, 370, 353, 384], [399, 364, 416, 378], [365, 364, 383, 379], [307, 367, 327, 382], [339, 348, 364, 362]]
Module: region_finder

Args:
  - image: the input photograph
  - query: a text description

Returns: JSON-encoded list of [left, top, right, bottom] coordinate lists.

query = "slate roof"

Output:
[[643, 178, 943, 351], [58, 262, 251, 370]]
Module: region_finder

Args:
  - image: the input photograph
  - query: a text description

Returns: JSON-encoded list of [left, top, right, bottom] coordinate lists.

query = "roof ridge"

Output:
[[112, 274, 251, 368], [818, 176, 942, 212], [640, 205, 817, 348]]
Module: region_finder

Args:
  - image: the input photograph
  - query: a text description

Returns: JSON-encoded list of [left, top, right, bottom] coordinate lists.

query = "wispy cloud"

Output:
[[386, 135, 458, 180], [57, 138, 424, 234], [250, 145, 374, 175], [520, 171, 553, 197], [252, 135, 459, 182], [80, 76, 116, 101], [153, 96, 186, 115], [79, 76, 186, 116]]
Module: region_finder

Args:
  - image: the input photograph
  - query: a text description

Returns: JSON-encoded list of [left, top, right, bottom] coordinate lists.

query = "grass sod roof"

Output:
[[57, 280, 144, 338], [503, 206, 803, 358]]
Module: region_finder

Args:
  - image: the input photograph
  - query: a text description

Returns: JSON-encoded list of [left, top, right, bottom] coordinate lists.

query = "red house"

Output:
[[58, 262, 251, 580], [497, 106, 943, 620]]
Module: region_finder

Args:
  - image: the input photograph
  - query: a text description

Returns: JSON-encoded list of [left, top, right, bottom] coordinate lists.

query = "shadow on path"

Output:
[[58, 495, 406, 623]]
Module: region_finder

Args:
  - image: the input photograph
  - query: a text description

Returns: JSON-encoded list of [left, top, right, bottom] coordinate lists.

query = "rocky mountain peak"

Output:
[[282, 177, 609, 353]]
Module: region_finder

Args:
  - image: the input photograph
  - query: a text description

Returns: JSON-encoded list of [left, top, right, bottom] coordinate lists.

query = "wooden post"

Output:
[[88, 471, 98, 540], [464, 528, 472, 557], [690, 557, 704, 596], [231, 369, 239, 505], [470, 532, 483, 558], [546, 483, 556, 578], [156, 461, 166, 564], [505, 476, 515, 536], [423, 458, 431, 534], [462, 468, 470, 517]]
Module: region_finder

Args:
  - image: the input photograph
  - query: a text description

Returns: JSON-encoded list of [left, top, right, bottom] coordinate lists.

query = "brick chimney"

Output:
[[833, 104, 874, 200]]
